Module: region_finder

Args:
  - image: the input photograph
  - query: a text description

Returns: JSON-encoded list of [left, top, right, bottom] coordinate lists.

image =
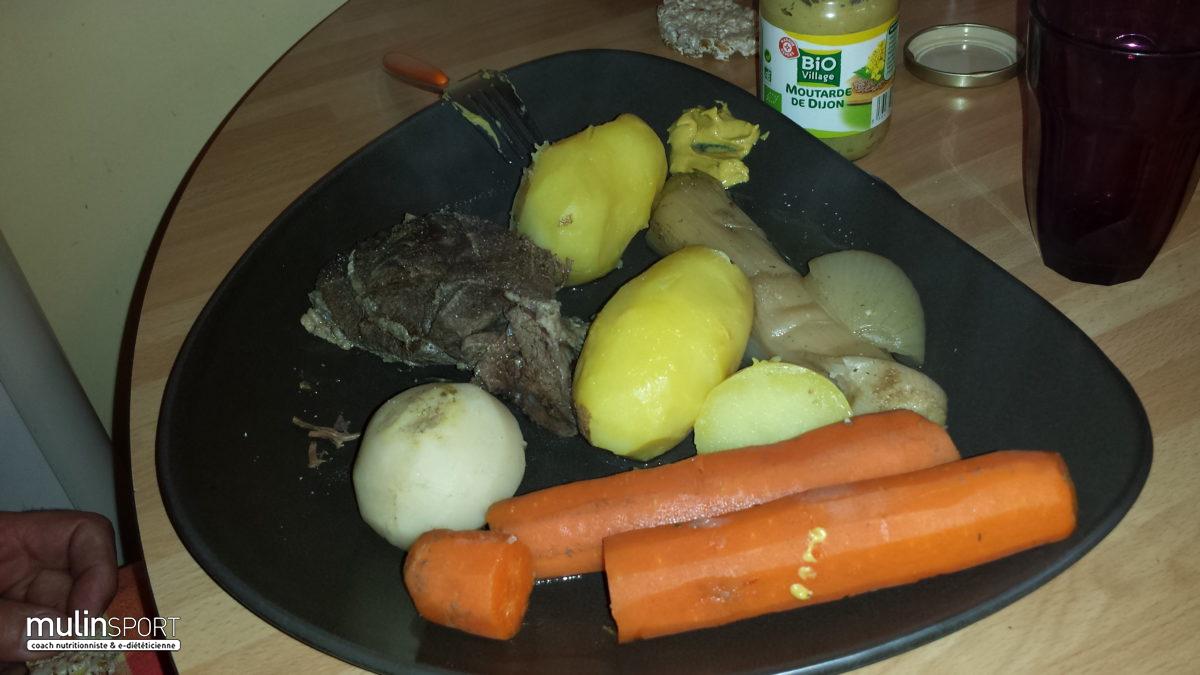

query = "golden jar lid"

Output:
[[904, 23, 1023, 88]]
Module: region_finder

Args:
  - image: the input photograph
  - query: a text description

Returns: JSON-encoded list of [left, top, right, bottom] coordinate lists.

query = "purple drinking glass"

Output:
[[1023, 0, 1200, 284]]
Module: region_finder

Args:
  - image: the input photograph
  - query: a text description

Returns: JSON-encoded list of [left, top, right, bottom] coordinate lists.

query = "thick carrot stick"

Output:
[[604, 450, 1077, 642], [487, 410, 958, 579], [403, 529, 534, 640]]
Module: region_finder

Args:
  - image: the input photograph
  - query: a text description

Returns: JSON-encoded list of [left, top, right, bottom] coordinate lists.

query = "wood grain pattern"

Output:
[[128, 0, 1199, 672]]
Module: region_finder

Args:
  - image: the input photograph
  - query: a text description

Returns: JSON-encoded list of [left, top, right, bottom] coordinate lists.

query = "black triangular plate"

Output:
[[158, 50, 1150, 674]]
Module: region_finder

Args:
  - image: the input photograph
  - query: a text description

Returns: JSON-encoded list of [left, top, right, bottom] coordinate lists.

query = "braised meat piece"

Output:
[[301, 212, 586, 436]]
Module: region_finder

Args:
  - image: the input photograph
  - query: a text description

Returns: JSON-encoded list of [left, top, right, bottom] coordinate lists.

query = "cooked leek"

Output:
[[648, 172, 885, 368], [819, 355, 947, 425]]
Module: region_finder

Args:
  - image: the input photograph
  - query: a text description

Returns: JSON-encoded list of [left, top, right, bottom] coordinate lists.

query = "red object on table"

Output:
[[104, 563, 171, 675]]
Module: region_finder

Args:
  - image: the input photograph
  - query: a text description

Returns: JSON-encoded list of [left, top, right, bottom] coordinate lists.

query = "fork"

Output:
[[383, 52, 543, 165]]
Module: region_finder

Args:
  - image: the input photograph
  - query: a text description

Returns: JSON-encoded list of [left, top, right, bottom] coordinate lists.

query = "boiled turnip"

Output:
[[352, 383, 525, 549]]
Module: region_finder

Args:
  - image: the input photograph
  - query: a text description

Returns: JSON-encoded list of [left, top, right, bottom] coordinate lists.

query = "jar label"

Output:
[[761, 16, 898, 138]]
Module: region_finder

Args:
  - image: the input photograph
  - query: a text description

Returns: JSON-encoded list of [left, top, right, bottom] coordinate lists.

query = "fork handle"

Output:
[[382, 51, 450, 93]]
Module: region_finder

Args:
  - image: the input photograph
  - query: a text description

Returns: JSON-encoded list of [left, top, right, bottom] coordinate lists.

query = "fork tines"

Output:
[[446, 69, 543, 165]]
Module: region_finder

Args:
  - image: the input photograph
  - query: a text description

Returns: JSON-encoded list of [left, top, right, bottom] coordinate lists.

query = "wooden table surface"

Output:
[[129, 0, 1200, 672]]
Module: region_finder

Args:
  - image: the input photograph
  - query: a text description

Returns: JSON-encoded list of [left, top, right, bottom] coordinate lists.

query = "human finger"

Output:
[[20, 571, 72, 615], [0, 597, 63, 663], [0, 512, 114, 576], [63, 515, 116, 616], [0, 512, 117, 619]]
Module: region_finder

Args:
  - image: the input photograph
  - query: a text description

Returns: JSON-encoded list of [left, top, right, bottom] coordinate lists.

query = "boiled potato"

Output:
[[352, 383, 525, 549], [573, 246, 753, 460], [693, 360, 852, 454], [512, 113, 667, 285]]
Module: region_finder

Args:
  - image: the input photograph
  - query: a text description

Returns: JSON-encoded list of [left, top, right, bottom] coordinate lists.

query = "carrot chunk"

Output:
[[403, 529, 534, 640], [604, 450, 1078, 642], [488, 410, 959, 579]]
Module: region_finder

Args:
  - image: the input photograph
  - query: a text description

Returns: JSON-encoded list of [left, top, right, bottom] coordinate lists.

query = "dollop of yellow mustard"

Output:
[[802, 526, 827, 563], [448, 101, 500, 150], [667, 102, 761, 187], [789, 582, 813, 601]]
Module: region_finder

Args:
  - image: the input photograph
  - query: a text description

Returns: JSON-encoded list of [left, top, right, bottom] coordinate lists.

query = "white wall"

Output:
[[0, 381, 73, 512], [2, 226, 126, 558], [0, 0, 345, 435]]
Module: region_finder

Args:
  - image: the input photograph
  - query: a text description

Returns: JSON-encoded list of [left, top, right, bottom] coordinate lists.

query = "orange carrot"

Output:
[[604, 450, 1077, 642], [487, 410, 958, 579], [403, 529, 534, 640]]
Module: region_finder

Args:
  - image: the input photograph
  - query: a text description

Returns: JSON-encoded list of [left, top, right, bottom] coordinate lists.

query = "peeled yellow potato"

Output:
[[512, 113, 667, 285], [693, 360, 852, 454], [572, 246, 753, 460]]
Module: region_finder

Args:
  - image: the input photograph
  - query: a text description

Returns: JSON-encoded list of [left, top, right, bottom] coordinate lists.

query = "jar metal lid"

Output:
[[904, 23, 1023, 87]]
